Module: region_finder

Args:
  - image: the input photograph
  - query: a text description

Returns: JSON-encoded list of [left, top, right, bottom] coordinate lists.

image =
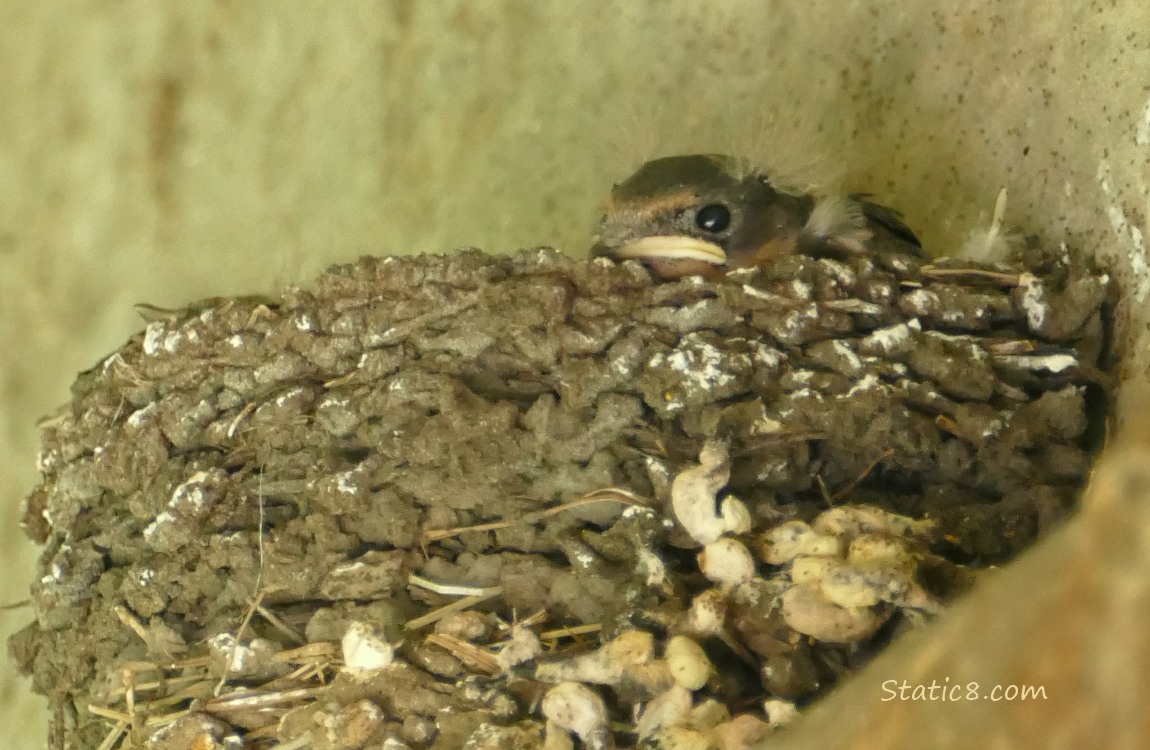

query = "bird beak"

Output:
[[605, 235, 728, 265]]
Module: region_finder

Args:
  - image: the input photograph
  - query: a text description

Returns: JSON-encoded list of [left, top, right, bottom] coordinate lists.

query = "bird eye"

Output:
[[695, 204, 731, 233]]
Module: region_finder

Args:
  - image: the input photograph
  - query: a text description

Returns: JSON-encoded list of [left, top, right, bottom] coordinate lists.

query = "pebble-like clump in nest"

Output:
[[11, 242, 1111, 750]]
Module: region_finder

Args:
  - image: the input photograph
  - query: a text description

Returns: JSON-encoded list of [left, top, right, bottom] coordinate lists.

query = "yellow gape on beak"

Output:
[[610, 235, 728, 265]]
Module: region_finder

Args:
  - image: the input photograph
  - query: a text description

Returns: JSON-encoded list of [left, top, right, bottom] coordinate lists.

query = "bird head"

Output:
[[591, 154, 812, 280]]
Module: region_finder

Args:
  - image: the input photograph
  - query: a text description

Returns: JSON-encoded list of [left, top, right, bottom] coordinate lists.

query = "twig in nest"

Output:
[[94, 720, 128, 750], [274, 641, 340, 664], [101, 672, 206, 703], [935, 415, 969, 443], [405, 589, 505, 631], [917, 265, 1022, 286], [88, 703, 189, 729], [226, 400, 259, 439], [540, 623, 602, 641], [425, 633, 502, 674], [831, 449, 895, 500], [420, 487, 652, 545], [213, 590, 266, 696], [408, 574, 503, 598], [215, 471, 270, 696], [205, 686, 324, 713], [257, 603, 306, 645], [735, 431, 828, 458], [815, 475, 833, 506]]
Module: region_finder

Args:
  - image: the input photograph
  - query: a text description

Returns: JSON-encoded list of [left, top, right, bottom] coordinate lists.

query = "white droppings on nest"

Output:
[[274, 386, 308, 407], [208, 633, 256, 674], [1098, 158, 1150, 302], [741, 400, 782, 434], [1137, 95, 1150, 145], [100, 352, 124, 373], [995, 353, 1078, 372], [762, 699, 800, 727], [981, 416, 1005, 438], [817, 257, 856, 286], [571, 547, 598, 569], [341, 621, 395, 675], [902, 288, 939, 315], [844, 373, 881, 397], [144, 471, 217, 540], [320, 394, 351, 410], [777, 303, 820, 340], [336, 470, 359, 495], [652, 334, 749, 394], [861, 322, 912, 352], [789, 370, 815, 386], [830, 340, 862, 370], [294, 312, 316, 332], [789, 279, 813, 300], [41, 560, 64, 585], [330, 560, 367, 575], [741, 284, 787, 303], [173, 472, 213, 513], [749, 342, 785, 369], [788, 387, 824, 404], [941, 308, 965, 323], [752, 416, 784, 435], [611, 355, 633, 377], [1017, 273, 1049, 331], [156, 328, 183, 354], [670, 299, 714, 322], [143, 511, 175, 541], [137, 568, 156, 586], [227, 334, 244, 348], [622, 504, 656, 521], [36, 449, 56, 474], [638, 546, 669, 588], [362, 330, 390, 347], [922, 329, 973, 343], [142, 321, 166, 356], [126, 401, 158, 428]]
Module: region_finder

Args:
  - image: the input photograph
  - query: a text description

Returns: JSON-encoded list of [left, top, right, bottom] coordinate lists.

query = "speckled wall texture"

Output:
[[2, 2, 1148, 746]]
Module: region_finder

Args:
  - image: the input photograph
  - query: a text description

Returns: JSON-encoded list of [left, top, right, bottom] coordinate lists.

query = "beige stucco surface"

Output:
[[2, 2, 1148, 746]]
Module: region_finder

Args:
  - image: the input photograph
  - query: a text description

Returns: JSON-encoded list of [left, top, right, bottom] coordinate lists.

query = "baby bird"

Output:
[[591, 154, 924, 280]]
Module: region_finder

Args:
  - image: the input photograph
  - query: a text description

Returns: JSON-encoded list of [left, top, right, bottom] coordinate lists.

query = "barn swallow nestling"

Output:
[[591, 154, 924, 280]]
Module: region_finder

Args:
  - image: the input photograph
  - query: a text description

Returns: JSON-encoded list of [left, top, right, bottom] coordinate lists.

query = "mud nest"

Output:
[[11, 241, 1112, 750]]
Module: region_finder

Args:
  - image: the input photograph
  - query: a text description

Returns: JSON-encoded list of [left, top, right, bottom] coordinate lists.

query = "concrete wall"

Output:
[[3, 2, 1148, 744]]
